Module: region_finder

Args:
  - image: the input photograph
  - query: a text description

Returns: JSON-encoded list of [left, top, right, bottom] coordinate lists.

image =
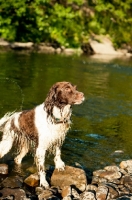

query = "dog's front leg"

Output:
[[35, 147, 49, 188], [54, 146, 65, 171]]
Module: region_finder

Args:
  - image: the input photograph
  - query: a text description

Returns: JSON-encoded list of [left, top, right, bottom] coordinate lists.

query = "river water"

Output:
[[0, 52, 132, 174]]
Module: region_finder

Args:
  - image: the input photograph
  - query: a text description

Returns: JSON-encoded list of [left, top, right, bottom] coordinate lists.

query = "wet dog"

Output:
[[0, 81, 84, 187]]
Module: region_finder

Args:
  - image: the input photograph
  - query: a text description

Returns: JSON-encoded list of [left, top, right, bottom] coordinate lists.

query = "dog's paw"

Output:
[[40, 180, 49, 189], [55, 160, 65, 171]]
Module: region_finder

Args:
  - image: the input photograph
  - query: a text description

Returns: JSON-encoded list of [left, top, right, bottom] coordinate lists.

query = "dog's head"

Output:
[[44, 81, 84, 117]]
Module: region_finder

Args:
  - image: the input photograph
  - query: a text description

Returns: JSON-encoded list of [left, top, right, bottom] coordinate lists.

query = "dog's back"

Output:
[[0, 112, 14, 131]]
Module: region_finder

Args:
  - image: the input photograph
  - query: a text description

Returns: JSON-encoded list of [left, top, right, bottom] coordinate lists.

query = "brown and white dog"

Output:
[[0, 81, 84, 188]]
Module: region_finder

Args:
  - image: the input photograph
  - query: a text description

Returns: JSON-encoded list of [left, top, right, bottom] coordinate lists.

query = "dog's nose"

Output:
[[80, 92, 85, 101]]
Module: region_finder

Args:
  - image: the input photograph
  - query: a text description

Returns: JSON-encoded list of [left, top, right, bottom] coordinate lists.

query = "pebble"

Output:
[[112, 150, 124, 155], [0, 164, 8, 174], [24, 173, 39, 187]]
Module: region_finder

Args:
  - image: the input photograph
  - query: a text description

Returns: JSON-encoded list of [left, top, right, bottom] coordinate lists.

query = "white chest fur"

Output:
[[34, 104, 72, 152]]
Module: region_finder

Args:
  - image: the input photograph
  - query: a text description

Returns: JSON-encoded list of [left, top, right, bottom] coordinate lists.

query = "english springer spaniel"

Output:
[[0, 81, 84, 188]]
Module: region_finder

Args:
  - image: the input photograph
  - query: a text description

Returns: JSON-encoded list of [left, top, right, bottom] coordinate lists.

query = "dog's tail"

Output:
[[0, 112, 15, 131]]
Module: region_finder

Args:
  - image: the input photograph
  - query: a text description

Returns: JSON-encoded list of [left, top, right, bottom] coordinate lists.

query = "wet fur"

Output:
[[0, 81, 84, 188]]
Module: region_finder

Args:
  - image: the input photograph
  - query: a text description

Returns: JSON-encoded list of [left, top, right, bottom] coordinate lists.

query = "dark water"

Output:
[[0, 52, 132, 175]]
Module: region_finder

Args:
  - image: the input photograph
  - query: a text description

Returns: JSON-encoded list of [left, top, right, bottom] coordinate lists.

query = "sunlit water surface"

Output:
[[0, 52, 132, 175]]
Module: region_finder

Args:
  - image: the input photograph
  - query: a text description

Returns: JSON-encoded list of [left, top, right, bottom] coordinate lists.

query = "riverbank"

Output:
[[0, 36, 132, 57], [0, 39, 83, 55], [0, 160, 132, 199]]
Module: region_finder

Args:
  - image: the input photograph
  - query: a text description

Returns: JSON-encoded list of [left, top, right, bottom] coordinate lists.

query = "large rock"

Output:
[[0, 188, 28, 200], [62, 48, 83, 55], [1, 176, 23, 188], [120, 160, 132, 174], [51, 166, 87, 192], [0, 39, 10, 47], [99, 170, 122, 180], [89, 35, 122, 55], [93, 165, 121, 182], [120, 160, 132, 169], [37, 43, 55, 53], [10, 42, 33, 49]]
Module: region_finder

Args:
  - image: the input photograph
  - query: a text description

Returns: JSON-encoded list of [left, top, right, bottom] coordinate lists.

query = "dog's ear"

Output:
[[44, 83, 59, 117], [49, 85, 58, 101], [46, 84, 58, 103]]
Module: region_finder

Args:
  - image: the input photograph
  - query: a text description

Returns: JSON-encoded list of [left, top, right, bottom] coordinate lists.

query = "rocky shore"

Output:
[[0, 39, 82, 55], [0, 36, 132, 57], [1, 160, 132, 199]]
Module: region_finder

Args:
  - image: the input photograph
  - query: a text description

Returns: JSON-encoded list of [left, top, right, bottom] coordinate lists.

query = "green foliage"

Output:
[[93, 0, 132, 47], [0, 0, 132, 48]]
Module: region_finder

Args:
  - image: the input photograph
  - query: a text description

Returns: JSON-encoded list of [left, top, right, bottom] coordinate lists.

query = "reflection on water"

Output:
[[0, 52, 132, 174]]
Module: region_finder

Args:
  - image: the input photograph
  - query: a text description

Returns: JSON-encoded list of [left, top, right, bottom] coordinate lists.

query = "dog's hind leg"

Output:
[[0, 132, 14, 158], [14, 141, 29, 165]]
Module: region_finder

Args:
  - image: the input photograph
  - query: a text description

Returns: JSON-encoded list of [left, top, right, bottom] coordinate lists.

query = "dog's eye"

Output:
[[65, 87, 71, 92]]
